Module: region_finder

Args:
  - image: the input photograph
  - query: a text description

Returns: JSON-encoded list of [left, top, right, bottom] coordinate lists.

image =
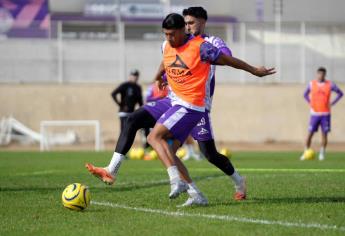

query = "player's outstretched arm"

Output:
[[216, 54, 276, 77]]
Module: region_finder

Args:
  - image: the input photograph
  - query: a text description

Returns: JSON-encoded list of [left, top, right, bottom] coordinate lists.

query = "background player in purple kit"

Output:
[[301, 67, 343, 161]]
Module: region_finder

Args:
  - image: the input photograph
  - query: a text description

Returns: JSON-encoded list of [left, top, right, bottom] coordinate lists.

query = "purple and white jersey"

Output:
[[162, 35, 232, 112], [202, 35, 232, 111]]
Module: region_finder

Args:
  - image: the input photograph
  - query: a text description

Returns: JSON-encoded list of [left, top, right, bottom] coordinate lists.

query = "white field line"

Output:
[[239, 168, 345, 173], [142, 168, 345, 173], [92, 201, 345, 232], [200, 168, 345, 173]]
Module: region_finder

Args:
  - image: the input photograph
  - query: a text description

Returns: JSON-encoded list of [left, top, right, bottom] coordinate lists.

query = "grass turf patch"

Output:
[[0, 151, 344, 235]]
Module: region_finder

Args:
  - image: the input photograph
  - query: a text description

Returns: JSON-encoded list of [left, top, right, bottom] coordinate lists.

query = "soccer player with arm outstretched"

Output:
[[86, 13, 274, 206]]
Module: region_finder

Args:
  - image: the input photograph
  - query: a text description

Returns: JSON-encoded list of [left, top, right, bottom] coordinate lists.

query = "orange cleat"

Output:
[[234, 177, 247, 201], [85, 163, 115, 185], [234, 191, 246, 201]]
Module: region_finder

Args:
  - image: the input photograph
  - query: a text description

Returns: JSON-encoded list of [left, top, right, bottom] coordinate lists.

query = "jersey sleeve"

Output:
[[199, 42, 222, 64], [210, 36, 232, 56], [145, 85, 154, 103]]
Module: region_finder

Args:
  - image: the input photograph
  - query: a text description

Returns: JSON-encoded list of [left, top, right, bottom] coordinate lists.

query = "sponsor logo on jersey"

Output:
[[147, 102, 156, 107], [198, 128, 209, 135], [166, 55, 192, 83]]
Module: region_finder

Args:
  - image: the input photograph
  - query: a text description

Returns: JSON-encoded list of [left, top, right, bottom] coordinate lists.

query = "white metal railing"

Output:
[[1, 21, 345, 84]]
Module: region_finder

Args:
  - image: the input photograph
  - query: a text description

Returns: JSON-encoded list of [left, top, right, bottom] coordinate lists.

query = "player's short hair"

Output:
[[162, 13, 185, 30], [317, 67, 327, 74], [182, 6, 208, 21]]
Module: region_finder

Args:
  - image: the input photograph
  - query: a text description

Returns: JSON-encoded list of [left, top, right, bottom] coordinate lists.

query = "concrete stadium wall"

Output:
[[1, 83, 344, 144]]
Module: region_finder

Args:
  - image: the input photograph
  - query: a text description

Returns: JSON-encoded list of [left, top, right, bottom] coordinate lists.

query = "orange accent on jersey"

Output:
[[152, 83, 168, 99], [163, 36, 210, 107], [310, 80, 331, 113]]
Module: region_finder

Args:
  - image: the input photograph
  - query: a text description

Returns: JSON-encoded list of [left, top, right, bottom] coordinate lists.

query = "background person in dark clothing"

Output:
[[111, 69, 143, 132]]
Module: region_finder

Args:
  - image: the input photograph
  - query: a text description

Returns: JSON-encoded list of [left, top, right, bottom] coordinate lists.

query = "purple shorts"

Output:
[[144, 98, 204, 144], [190, 111, 214, 141], [144, 98, 172, 121], [309, 114, 331, 133]]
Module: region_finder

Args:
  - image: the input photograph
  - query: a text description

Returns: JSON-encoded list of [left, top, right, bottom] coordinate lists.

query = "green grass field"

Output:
[[1, 151, 345, 235]]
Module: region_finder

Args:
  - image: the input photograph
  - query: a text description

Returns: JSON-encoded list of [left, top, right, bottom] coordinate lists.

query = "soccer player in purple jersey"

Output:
[[86, 12, 275, 206], [182, 6, 247, 200], [301, 67, 343, 161]]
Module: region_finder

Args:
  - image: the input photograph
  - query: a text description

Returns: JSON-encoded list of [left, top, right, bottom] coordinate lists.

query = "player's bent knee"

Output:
[[146, 132, 156, 146]]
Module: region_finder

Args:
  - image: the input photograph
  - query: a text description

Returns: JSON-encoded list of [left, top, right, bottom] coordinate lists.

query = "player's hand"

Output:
[[253, 67, 276, 77]]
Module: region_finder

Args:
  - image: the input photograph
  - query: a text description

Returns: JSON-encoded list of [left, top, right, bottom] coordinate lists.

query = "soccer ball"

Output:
[[176, 147, 186, 159], [220, 148, 232, 159], [304, 149, 315, 160], [143, 150, 158, 161], [136, 147, 145, 160], [149, 150, 158, 160], [62, 183, 90, 211], [128, 148, 145, 160]]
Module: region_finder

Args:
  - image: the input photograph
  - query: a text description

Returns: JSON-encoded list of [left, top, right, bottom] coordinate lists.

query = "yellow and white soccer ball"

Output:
[[148, 150, 158, 160], [220, 148, 232, 159], [128, 148, 145, 160], [62, 183, 91, 211], [136, 147, 145, 160], [304, 148, 315, 160], [143, 150, 158, 161], [176, 147, 186, 159]]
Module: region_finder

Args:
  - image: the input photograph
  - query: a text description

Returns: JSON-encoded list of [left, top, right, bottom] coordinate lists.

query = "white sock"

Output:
[[106, 152, 125, 176], [230, 171, 243, 186], [167, 166, 180, 183], [187, 182, 201, 195], [320, 147, 325, 155]]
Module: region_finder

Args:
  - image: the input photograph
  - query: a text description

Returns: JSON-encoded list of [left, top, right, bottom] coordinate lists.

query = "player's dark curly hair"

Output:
[[182, 6, 208, 21], [162, 13, 185, 29]]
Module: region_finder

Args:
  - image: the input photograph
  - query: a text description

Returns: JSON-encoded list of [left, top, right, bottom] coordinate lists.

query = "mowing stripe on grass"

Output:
[[12, 168, 345, 177], [14, 170, 63, 176], [92, 201, 345, 232]]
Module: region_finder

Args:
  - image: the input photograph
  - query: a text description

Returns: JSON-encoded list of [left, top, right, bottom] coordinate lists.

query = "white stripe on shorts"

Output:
[[208, 112, 214, 139], [163, 107, 187, 130]]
